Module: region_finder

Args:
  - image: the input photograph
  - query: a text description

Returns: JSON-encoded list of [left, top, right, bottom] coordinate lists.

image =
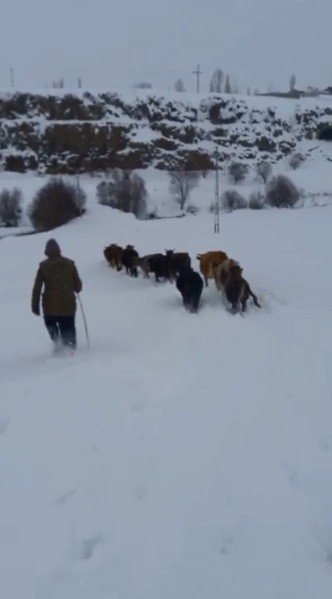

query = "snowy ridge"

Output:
[[0, 90, 331, 173]]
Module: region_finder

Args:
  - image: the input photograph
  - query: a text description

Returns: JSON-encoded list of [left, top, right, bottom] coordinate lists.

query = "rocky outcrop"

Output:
[[0, 91, 330, 173]]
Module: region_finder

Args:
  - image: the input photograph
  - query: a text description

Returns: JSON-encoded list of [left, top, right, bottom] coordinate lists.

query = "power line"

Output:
[[192, 64, 202, 94]]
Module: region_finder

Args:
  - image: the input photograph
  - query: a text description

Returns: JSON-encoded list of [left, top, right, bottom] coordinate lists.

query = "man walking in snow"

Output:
[[31, 239, 82, 352]]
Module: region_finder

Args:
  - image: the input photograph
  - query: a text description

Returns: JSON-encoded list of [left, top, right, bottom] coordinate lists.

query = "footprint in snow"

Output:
[[55, 489, 76, 506], [320, 434, 332, 454], [131, 401, 145, 412], [133, 485, 148, 501], [220, 537, 234, 556], [0, 419, 9, 435], [80, 533, 104, 560]]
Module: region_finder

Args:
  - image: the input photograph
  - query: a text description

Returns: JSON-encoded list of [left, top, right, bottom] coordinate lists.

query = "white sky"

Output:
[[0, 0, 331, 92]]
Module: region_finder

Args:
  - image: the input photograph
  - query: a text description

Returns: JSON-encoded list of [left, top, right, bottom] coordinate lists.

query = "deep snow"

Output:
[[1, 161, 332, 598]]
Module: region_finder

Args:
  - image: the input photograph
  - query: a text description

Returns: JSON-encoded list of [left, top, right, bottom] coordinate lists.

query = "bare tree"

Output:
[[289, 152, 304, 170], [249, 191, 266, 210], [289, 74, 296, 92], [209, 69, 224, 93], [222, 190, 246, 212], [168, 165, 200, 211], [256, 161, 272, 183], [174, 79, 185, 92], [96, 169, 147, 219], [228, 162, 248, 184], [0, 188, 22, 227]]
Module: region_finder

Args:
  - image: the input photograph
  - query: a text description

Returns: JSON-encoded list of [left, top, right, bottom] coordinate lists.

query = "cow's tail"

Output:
[[248, 286, 261, 308]]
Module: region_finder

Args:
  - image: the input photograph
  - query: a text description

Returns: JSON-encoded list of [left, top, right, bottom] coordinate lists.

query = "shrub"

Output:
[[266, 175, 300, 208], [228, 162, 248, 184], [222, 189, 247, 212], [29, 177, 86, 231], [96, 169, 147, 219], [186, 204, 199, 215], [168, 166, 200, 211], [289, 152, 304, 170], [0, 188, 22, 227], [249, 191, 266, 210], [256, 161, 272, 183]]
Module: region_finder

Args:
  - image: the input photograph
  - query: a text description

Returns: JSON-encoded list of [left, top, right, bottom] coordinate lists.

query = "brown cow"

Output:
[[103, 244, 123, 271], [215, 259, 261, 313], [197, 251, 228, 287]]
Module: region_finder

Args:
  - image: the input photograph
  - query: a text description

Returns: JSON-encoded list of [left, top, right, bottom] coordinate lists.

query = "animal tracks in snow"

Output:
[[80, 533, 104, 560], [55, 489, 76, 506]]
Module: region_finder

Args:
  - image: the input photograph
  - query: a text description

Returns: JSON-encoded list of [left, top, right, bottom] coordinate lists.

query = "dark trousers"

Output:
[[44, 315, 77, 349]]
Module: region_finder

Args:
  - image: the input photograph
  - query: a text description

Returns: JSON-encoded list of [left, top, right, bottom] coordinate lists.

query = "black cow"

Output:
[[148, 253, 168, 282], [122, 245, 139, 277], [176, 267, 204, 313]]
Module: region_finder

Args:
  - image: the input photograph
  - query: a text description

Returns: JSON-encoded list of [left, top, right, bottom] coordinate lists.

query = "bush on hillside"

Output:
[[96, 169, 147, 219], [248, 190, 266, 210], [266, 175, 300, 208], [0, 187, 22, 227], [255, 161, 272, 183], [222, 189, 247, 212], [228, 162, 248, 184], [29, 177, 86, 231], [289, 152, 304, 170]]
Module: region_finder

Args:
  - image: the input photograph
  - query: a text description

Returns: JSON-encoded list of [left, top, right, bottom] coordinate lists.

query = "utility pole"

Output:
[[213, 147, 221, 233], [10, 67, 15, 88], [192, 64, 202, 94]]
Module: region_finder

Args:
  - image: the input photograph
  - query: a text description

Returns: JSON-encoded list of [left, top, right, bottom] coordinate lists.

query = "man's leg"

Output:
[[44, 315, 60, 343], [58, 316, 77, 349]]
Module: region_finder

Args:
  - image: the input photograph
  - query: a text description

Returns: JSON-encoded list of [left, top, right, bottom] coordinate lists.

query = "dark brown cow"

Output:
[[135, 253, 168, 282], [104, 244, 123, 271], [215, 259, 261, 313], [165, 250, 191, 282]]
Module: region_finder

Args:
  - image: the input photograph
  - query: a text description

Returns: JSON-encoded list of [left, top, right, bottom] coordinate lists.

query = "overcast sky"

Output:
[[0, 0, 331, 93]]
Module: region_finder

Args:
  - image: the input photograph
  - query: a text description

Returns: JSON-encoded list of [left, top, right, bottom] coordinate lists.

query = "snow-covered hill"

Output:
[[0, 89, 331, 173], [1, 165, 332, 597]]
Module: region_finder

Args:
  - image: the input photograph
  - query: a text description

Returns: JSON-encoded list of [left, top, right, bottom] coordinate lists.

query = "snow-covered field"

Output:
[[1, 156, 332, 598]]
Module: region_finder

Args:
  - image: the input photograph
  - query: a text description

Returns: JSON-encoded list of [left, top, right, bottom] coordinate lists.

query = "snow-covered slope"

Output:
[[0, 90, 331, 173], [1, 186, 332, 597]]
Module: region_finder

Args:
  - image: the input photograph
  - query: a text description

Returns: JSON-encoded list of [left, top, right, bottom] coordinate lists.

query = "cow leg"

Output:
[[204, 276, 209, 287]]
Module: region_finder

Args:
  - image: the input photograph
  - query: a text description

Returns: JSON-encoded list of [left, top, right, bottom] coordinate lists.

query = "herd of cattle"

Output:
[[103, 244, 261, 314]]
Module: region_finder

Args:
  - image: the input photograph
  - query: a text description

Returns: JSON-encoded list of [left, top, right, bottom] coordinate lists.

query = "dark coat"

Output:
[[32, 256, 82, 316]]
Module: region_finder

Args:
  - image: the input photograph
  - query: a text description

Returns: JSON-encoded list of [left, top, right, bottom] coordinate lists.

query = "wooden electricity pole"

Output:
[[10, 67, 15, 88], [192, 64, 202, 94], [213, 147, 221, 233]]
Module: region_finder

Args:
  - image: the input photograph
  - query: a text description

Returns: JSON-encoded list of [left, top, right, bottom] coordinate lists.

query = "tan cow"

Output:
[[196, 251, 228, 287]]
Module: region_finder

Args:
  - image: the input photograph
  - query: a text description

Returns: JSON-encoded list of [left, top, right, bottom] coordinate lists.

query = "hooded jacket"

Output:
[[31, 240, 82, 316]]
